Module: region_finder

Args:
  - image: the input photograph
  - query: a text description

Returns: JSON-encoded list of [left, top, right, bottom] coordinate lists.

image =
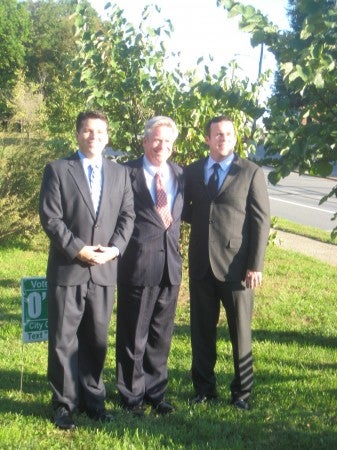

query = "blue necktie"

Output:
[[208, 163, 220, 198], [89, 164, 101, 214]]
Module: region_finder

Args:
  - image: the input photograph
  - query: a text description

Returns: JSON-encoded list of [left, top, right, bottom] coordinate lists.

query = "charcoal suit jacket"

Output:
[[39, 151, 135, 286], [183, 154, 270, 282], [118, 156, 184, 286]]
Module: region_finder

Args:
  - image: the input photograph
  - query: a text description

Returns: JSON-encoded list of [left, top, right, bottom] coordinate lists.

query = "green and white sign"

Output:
[[21, 277, 48, 343]]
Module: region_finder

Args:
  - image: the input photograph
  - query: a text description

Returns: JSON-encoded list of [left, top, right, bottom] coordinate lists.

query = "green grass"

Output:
[[272, 217, 337, 244], [1, 235, 337, 449]]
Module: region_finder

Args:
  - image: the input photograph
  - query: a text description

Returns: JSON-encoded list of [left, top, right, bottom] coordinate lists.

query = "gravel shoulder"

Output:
[[273, 230, 337, 267]]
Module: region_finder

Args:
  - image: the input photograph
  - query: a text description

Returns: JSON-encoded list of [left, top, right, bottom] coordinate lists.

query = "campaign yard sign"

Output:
[[21, 277, 48, 343]]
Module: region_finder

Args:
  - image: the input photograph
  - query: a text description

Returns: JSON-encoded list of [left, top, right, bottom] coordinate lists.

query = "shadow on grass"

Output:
[[0, 302, 22, 324], [1, 369, 48, 393], [172, 323, 337, 349], [0, 313, 21, 323], [110, 417, 337, 450], [0, 279, 23, 323], [1, 367, 337, 448], [0, 279, 20, 289], [0, 369, 50, 419], [80, 367, 337, 449], [253, 328, 337, 349], [0, 397, 50, 420]]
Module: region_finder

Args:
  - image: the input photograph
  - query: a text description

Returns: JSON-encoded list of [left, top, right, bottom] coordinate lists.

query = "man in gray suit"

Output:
[[183, 115, 270, 410], [116, 116, 184, 417], [39, 110, 135, 430]]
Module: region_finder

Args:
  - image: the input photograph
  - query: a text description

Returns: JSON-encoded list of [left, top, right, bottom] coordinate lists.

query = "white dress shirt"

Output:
[[143, 155, 177, 212]]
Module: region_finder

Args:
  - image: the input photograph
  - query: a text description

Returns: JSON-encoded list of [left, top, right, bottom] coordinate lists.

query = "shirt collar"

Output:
[[207, 153, 235, 171], [143, 155, 170, 177], [78, 150, 103, 170]]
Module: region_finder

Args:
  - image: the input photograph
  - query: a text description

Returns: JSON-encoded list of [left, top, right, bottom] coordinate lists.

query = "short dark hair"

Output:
[[205, 115, 233, 137], [76, 111, 109, 133]]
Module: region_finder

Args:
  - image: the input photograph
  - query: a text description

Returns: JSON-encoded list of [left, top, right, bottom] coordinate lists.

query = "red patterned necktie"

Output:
[[155, 172, 172, 228]]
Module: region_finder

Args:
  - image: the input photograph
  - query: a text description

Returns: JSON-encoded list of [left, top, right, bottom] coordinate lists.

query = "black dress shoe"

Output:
[[153, 400, 175, 415], [54, 406, 75, 430], [191, 394, 217, 405], [230, 398, 249, 411], [87, 408, 114, 422], [124, 404, 145, 417]]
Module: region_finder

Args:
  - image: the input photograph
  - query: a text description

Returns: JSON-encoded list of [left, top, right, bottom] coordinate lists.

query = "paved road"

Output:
[[263, 167, 337, 232]]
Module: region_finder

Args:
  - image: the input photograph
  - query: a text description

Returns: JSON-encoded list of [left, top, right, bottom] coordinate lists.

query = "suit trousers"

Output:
[[190, 269, 254, 401], [47, 281, 115, 413], [116, 283, 179, 407]]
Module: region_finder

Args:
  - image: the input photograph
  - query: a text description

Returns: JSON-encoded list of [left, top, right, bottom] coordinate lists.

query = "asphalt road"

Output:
[[263, 167, 337, 232]]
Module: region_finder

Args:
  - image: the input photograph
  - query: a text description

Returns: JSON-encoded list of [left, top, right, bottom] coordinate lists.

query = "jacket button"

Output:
[[209, 219, 214, 224]]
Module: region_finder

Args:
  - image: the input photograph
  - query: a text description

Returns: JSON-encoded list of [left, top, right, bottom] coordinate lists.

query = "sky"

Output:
[[90, 0, 290, 89]]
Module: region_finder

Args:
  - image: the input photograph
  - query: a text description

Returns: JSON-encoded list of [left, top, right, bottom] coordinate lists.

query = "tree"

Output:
[[73, 2, 181, 155], [0, 139, 61, 243], [7, 70, 46, 139], [25, 0, 100, 90], [218, 0, 337, 237], [73, 1, 268, 164], [24, 0, 100, 142], [0, 0, 31, 120], [0, 0, 269, 243]]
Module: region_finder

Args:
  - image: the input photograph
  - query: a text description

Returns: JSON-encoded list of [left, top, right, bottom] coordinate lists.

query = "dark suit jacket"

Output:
[[118, 156, 184, 286], [39, 152, 135, 286], [183, 154, 270, 282]]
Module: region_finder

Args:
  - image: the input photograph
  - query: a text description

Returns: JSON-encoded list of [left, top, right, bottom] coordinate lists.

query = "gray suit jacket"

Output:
[[39, 152, 135, 286], [118, 156, 184, 286], [183, 154, 270, 282]]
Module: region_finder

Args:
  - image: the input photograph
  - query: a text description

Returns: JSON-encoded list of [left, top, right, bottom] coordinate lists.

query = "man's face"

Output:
[[206, 120, 237, 162], [76, 118, 109, 159], [143, 125, 175, 167]]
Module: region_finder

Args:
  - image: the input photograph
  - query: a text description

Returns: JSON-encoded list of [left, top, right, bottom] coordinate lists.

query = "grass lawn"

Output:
[[272, 217, 337, 245], [0, 234, 337, 449]]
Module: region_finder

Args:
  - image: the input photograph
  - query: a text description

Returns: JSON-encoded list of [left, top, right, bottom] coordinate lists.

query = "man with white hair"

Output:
[[116, 116, 184, 417]]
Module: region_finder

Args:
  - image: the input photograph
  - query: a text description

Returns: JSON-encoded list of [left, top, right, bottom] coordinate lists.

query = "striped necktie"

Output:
[[155, 172, 172, 228], [89, 164, 101, 214]]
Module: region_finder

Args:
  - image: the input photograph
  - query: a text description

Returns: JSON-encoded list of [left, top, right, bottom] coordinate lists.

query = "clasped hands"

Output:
[[76, 245, 119, 266]]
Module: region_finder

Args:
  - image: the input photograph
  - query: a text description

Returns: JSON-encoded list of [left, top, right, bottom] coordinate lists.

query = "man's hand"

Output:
[[76, 245, 119, 265], [245, 270, 263, 289], [93, 245, 119, 264]]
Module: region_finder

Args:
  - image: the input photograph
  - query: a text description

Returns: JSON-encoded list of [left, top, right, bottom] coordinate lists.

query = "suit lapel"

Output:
[[168, 161, 183, 220], [130, 158, 155, 207], [130, 157, 183, 226], [67, 153, 96, 219], [196, 158, 209, 197], [202, 155, 239, 199], [129, 158, 162, 226], [97, 158, 113, 219], [218, 154, 240, 195]]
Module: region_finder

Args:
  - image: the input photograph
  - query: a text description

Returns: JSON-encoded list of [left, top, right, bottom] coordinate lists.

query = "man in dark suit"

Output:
[[183, 115, 270, 410], [116, 116, 184, 416], [39, 110, 135, 430]]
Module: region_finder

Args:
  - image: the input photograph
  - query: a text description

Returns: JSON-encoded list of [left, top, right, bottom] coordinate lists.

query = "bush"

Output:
[[0, 136, 69, 243]]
